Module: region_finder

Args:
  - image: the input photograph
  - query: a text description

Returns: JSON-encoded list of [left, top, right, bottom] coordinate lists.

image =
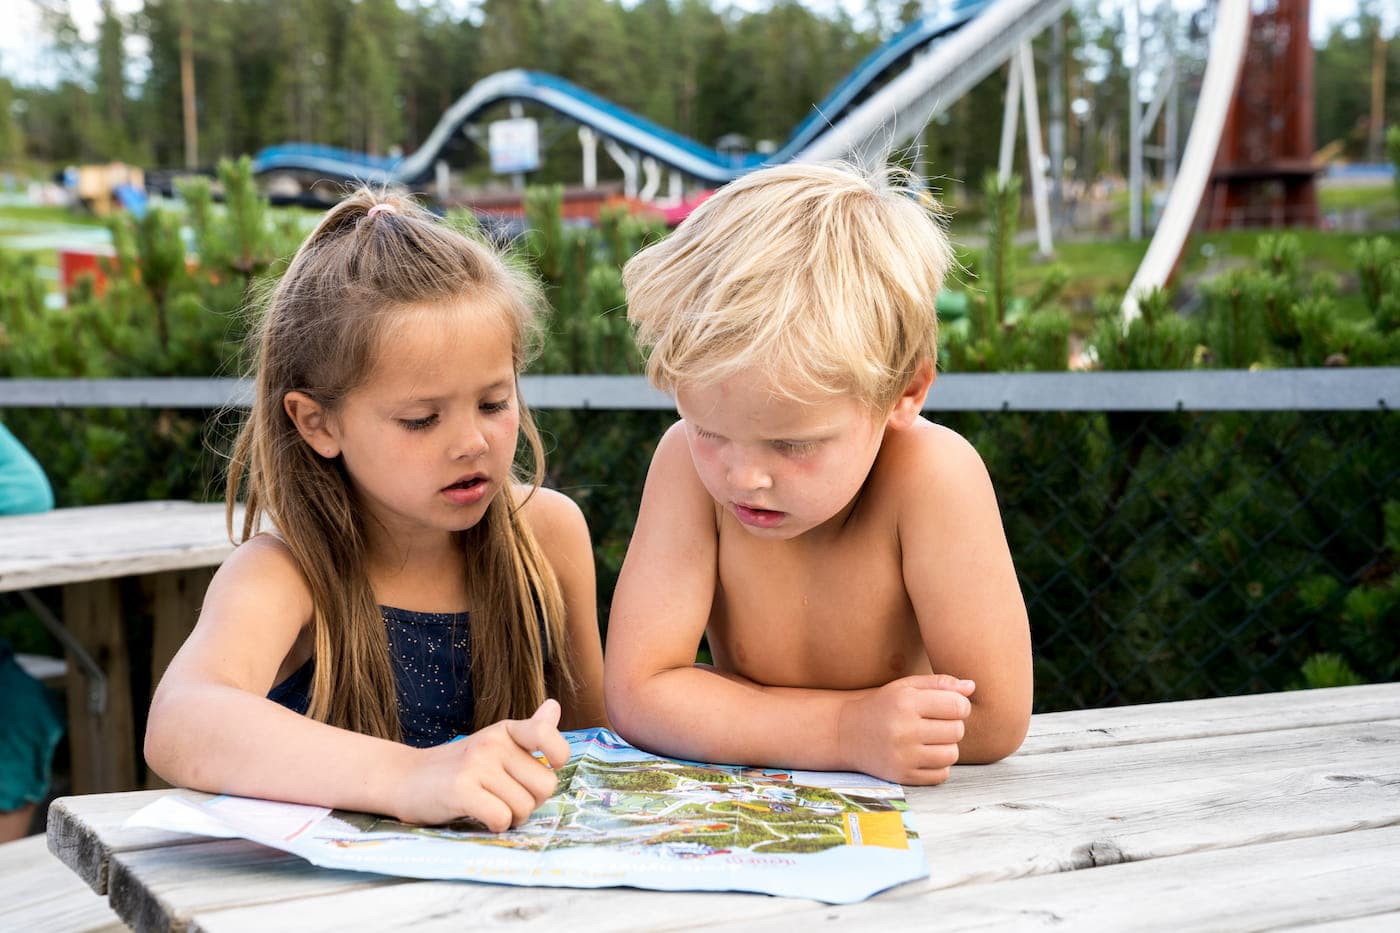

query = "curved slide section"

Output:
[[796, 0, 1074, 165], [251, 1, 992, 187], [1120, 0, 1250, 322]]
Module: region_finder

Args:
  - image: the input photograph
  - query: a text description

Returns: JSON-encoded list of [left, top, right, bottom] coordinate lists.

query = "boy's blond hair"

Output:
[[624, 161, 953, 410]]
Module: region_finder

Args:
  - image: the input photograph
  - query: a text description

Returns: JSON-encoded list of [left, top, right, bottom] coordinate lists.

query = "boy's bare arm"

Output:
[[899, 425, 1034, 763], [606, 425, 970, 782]]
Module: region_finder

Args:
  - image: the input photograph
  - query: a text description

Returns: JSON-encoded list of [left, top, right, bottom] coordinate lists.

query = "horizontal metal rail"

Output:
[[0, 369, 1396, 413]]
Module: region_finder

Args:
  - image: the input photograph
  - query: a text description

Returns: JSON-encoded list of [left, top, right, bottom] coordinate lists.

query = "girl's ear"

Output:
[[283, 391, 342, 459], [887, 359, 935, 430]]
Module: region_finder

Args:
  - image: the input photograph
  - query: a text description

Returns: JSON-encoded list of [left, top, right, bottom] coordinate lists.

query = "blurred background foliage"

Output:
[[1, 157, 1397, 711]]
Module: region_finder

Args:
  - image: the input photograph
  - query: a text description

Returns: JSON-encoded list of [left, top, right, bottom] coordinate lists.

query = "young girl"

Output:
[[145, 190, 606, 832]]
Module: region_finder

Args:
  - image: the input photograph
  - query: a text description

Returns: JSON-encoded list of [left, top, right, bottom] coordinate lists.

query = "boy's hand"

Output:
[[392, 699, 571, 830], [837, 675, 974, 785]]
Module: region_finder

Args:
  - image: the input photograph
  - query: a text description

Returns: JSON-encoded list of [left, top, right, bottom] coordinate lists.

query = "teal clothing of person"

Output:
[[0, 643, 64, 810], [0, 422, 54, 515], [0, 421, 62, 814]]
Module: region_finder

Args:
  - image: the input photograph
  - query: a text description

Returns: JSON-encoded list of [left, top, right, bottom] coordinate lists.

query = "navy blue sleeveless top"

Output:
[[268, 606, 473, 748]]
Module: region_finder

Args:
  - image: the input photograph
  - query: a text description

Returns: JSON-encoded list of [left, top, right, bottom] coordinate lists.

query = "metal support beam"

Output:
[[602, 139, 638, 198], [640, 157, 661, 202], [1018, 42, 1054, 258], [578, 125, 598, 189], [998, 54, 1022, 182]]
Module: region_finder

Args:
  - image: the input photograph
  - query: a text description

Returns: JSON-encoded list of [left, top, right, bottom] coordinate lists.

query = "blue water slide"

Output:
[[251, 1, 991, 188], [772, 0, 989, 162]]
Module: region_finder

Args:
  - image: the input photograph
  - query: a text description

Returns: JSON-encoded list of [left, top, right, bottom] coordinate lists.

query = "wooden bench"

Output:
[[0, 834, 124, 932], [42, 684, 1400, 930], [0, 501, 242, 794]]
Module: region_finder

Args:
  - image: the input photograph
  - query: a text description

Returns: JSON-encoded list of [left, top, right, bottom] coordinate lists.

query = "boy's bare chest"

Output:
[[708, 527, 928, 690]]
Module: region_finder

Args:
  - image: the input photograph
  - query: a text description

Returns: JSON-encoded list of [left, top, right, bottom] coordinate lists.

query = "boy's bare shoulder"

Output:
[[651, 420, 692, 468], [875, 417, 992, 502]]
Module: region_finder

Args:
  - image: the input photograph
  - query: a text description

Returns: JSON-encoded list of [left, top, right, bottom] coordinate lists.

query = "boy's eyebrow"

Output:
[[684, 416, 835, 442]]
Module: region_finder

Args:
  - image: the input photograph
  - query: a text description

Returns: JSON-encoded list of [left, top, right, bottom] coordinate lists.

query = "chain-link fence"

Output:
[[4, 372, 1397, 714]]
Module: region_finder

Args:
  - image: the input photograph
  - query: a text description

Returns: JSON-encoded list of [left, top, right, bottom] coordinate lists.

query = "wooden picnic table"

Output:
[[42, 682, 1400, 931], [0, 500, 239, 794]]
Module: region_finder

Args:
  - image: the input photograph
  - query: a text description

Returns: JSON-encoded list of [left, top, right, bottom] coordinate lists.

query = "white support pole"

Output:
[[1017, 42, 1054, 257], [668, 170, 683, 204], [602, 139, 638, 198], [998, 53, 1022, 182], [1127, 0, 1143, 240], [578, 126, 598, 189], [1140, 62, 1176, 143], [434, 159, 450, 203], [640, 157, 661, 202], [1165, 36, 1179, 190], [1049, 19, 1066, 229], [509, 102, 525, 192]]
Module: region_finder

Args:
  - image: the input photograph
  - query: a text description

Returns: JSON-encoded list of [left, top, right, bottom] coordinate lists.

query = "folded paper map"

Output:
[[127, 728, 928, 903]]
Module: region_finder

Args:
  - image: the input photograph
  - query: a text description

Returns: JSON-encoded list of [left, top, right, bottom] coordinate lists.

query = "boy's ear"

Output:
[[887, 360, 935, 430], [283, 391, 342, 459]]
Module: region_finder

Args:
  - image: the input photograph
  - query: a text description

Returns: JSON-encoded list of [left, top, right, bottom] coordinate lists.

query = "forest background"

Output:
[[0, 0, 1397, 716], [0, 0, 1397, 197]]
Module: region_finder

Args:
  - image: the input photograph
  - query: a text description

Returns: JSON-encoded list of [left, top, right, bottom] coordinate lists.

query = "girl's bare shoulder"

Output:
[[209, 531, 315, 617], [513, 484, 588, 538]]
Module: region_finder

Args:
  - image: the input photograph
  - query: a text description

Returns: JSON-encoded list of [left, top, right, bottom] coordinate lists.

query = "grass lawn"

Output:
[[950, 222, 1395, 334], [0, 203, 112, 294], [1318, 181, 1400, 224]]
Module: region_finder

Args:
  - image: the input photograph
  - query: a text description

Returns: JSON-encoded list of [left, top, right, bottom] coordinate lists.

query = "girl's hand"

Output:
[[836, 675, 974, 785], [392, 699, 571, 830]]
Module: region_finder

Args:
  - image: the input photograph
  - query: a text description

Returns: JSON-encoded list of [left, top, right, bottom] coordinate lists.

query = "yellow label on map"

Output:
[[840, 811, 908, 849]]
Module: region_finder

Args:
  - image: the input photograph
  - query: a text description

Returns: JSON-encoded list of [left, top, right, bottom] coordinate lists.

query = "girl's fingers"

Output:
[[502, 745, 561, 803], [479, 768, 547, 829], [464, 792, 515, 834], [507, 699, 570, 769]]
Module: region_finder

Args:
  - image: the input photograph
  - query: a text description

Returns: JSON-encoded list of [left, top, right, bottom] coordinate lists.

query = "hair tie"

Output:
[[366, 203, 397, 219]]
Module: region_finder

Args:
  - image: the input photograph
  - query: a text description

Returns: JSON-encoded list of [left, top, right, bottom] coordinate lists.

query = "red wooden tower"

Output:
[[1203, 0, 1319, 228]]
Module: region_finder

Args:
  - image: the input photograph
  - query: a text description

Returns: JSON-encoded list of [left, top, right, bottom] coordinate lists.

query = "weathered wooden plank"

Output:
[[45, 709, 1400, 890], [110, 839, 409, 933], [192, 877, 799, 933], [0, 834, 126, 933], [0, 501, 240, 592], [49, 789, 214, 893], [64, 577, 137, 794], [1020, 682, 1400, 754], [1293, 913, 1400, 932], [91, 719, 1400, 931], [730, 824, 1400, 932], [181, 817, 1400, 931]]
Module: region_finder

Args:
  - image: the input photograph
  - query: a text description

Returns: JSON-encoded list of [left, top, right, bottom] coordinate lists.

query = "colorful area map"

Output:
[[127, 728, 928, 903]]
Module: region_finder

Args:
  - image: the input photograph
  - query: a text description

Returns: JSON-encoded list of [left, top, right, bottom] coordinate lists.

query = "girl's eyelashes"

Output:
[[773, 439, 818, 455], [397, 398, 509, 430], [398, 414, 438, 431]]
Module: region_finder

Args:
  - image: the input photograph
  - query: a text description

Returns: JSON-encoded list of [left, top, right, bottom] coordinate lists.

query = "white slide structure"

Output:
[[1120, 0, 1251, 322], [797, 0, 1074, 165]]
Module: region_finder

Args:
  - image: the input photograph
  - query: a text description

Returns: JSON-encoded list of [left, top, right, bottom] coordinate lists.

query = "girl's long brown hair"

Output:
[[227, 189, 573, 739]]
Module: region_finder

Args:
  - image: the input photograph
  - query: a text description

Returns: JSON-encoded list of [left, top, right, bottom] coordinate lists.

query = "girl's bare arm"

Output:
[[144, 534, 566, 827]]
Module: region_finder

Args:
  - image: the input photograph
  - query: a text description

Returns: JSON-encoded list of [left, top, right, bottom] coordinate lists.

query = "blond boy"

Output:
[[605, 162, 1032, 784]]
